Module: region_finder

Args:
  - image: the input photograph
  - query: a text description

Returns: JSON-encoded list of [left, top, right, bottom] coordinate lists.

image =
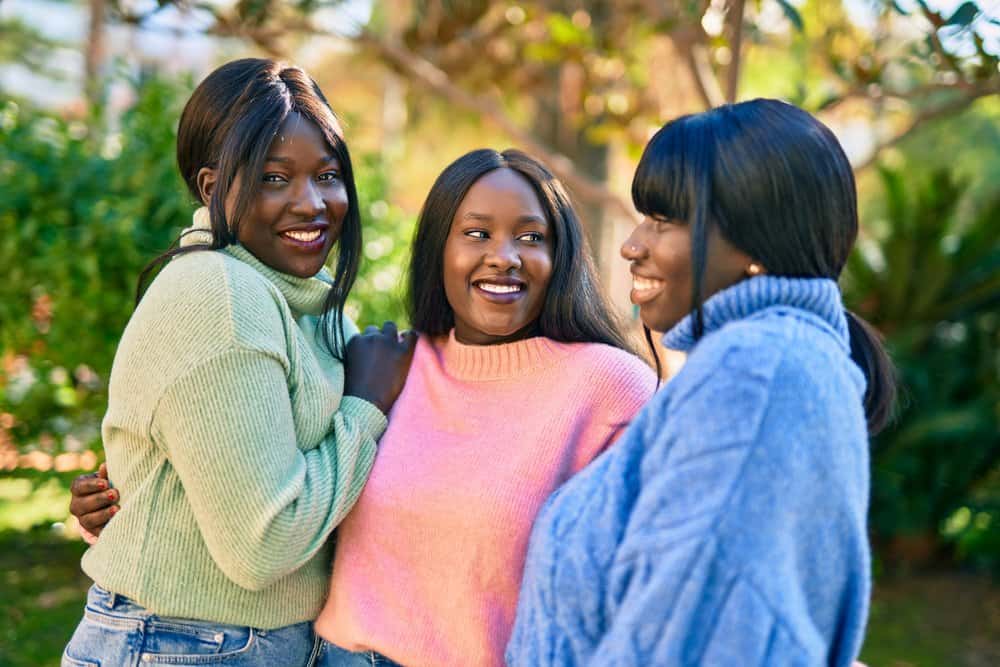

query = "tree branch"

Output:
[[724, 0, 746, 104], [672, 24, 725, 110], [357, 31, 639, 222], [852, 92, 987, 172]]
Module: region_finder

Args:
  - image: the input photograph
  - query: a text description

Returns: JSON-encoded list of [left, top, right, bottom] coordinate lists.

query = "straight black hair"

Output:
[[408, 148, 635, 353], [632, 98, 895, 433], [138, 58, 361, 359]]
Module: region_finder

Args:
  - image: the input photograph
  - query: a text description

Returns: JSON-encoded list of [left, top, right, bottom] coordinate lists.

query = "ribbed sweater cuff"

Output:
[[340, 396, 389, 442]]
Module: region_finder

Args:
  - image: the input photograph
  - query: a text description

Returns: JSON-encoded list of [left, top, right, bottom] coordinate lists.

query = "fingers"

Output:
[[70, 486, 119, 519], [363, 324, 380, 336], [71, 471, 109, 497], [401, 329, 418, 350], [97, 462, 108, 480], [79, 505, 117, 535], [381, 321, 398, 340]]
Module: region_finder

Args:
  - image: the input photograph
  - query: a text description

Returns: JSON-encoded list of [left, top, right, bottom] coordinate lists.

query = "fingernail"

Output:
[[97, 480, 108, 490], [109, 506, 118, 515], [107, 491, 116, 500]]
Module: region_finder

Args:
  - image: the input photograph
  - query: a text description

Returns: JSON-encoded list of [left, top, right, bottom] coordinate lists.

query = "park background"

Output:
[[1, 0, 998, 664]]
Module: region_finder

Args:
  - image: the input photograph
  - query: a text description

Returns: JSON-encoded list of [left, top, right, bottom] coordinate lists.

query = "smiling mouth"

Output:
[[472, 279, 526, 303], [278, 226, 329, 252], [630, 275, 665, 304], [476, 282, 524, 294], [282, 229, 323, 243]]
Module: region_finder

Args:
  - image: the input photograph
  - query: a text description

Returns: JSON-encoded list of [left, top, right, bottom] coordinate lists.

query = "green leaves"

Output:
[[945, 2, 980, 27], [844, 163, 1000, 571], [774, 0, 804, 33]]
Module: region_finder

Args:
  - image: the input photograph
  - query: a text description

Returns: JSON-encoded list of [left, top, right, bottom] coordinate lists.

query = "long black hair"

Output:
[[408, 148, 634, 353], [632, 98, 895, 433], [138, 58, 362, 358]]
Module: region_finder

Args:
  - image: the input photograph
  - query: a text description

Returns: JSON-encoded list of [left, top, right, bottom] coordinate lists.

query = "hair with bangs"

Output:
[[138, 58, 361, 359], [632, 99, 894, 433], [408, 148, 635, 354]]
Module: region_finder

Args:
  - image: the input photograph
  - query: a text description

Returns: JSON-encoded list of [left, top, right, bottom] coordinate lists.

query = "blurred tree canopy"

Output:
[[100, 0, 1000, 235]]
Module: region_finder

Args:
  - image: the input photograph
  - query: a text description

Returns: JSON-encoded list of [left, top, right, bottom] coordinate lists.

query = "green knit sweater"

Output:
[[81, 245, 387, 629]]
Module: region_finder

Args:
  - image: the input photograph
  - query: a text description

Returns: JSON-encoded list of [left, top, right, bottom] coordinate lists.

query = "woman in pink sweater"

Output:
[[71, 148, 655, 666], [315, 149, 655, 666]]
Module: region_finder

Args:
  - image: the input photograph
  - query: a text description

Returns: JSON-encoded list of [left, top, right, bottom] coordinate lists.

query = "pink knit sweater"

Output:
[[313, 331, 656, 666]]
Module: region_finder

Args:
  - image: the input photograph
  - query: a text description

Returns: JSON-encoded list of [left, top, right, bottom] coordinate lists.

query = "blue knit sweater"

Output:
[[507, 276, 871, 666]]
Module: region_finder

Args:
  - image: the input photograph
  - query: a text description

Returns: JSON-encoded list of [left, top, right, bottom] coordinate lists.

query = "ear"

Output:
[[196, 167, 218, 207]]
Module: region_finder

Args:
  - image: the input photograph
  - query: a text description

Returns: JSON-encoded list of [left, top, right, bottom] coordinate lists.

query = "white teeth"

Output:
[[478, 283, 522, 294], [284, 230, 322, 242], [633, 276, 664, 291]]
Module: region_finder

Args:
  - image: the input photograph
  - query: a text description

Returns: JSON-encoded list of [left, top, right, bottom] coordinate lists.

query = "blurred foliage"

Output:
[[843, 155, 1000, 572], [0, 74, 415, 459], [0, 75, 191, 459], [348, 153, 414, 329]]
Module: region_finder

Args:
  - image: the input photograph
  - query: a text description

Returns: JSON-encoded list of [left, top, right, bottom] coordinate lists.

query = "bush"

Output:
[[843, 166, 1000, 572]]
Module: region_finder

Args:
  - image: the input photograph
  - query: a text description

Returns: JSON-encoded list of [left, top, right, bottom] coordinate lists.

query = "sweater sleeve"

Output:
[[152, 345, 387, 592]]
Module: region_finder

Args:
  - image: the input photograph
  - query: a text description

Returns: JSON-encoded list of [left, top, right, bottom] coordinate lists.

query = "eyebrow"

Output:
[[462, 212, 547, 225]]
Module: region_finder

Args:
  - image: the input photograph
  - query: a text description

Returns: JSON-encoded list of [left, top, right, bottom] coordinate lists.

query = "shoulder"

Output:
[[136, 250, 288, 353], [562, 342, 658, 418], [149, 250, 280, 309], [564, 342, 656, 380], [649, 309, 865, 469]]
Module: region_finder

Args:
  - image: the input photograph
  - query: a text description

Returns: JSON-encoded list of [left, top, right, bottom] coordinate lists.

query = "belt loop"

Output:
[[106, 590, 117, 609]]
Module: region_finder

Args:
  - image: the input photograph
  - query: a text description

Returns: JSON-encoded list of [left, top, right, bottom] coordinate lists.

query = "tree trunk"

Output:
[[85, 0, 107, 108]]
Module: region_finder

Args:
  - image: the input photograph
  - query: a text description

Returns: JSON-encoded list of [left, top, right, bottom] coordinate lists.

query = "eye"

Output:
[[650, 215, 679, 230], [263, 173, 287, 184], [464, 230, 488, 239], [318, 170, 341, 182], [517, 232, 545, 243]]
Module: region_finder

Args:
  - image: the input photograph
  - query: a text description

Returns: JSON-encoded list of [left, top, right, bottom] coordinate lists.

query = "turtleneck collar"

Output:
[[180, 206, 333, 317], [222, 245, 333, 317], [439, 329, 573, 381], [662, 275, 849, 353]]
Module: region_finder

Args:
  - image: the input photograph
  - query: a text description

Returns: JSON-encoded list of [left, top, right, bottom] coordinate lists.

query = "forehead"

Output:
[[266, 112, 333, 157], [456, 168, 546, 217]]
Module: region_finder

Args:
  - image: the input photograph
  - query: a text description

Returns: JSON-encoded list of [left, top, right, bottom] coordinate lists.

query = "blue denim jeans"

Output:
[[316, 641, 404, 667], [62, 585, 323, 666]]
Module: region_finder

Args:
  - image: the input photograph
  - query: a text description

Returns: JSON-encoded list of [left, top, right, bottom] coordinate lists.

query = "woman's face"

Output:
[[230, 113, 349, 278], [442, 168, 554, 345], [621, 215, 750, 332]]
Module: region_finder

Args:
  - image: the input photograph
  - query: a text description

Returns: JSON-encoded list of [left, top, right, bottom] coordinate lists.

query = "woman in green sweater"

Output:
[[61, 59, 415, 666]]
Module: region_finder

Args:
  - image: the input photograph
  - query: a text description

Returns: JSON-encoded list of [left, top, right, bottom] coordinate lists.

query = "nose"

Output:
[[621, 228, 648, 260], [485, 238, 522, 271], [290, 179, 325, 218]]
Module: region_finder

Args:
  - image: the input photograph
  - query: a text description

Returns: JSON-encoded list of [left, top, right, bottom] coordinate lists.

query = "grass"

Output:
[[860, 573, 1000, 667], [1, 475, 998, 666]]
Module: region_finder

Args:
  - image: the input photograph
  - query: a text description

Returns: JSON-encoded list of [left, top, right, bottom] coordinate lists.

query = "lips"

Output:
[[630, 273, 665, 305], [472, 276, 526, 303], [278, 223, 329, 252]]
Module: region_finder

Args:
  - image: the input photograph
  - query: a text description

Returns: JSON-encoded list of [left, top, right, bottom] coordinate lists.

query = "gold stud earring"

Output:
[[747, 263, 762, 276]]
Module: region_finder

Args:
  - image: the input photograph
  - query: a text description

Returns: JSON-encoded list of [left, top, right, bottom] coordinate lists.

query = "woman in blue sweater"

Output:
[[507, 99, 894, 666]]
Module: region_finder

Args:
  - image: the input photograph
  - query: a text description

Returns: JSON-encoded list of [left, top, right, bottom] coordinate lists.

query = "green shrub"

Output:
[[844, 167, 1000, 572]]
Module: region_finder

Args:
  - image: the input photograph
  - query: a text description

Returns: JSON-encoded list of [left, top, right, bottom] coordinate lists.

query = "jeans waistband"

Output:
[[87, 583, 151, 617]]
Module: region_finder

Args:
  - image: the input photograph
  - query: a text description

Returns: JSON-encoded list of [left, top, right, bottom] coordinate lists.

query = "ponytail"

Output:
[[845, 310, 896, 435]]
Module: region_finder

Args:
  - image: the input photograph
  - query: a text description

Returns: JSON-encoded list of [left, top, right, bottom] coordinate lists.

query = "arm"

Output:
[[152, 345, 387, 591]]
